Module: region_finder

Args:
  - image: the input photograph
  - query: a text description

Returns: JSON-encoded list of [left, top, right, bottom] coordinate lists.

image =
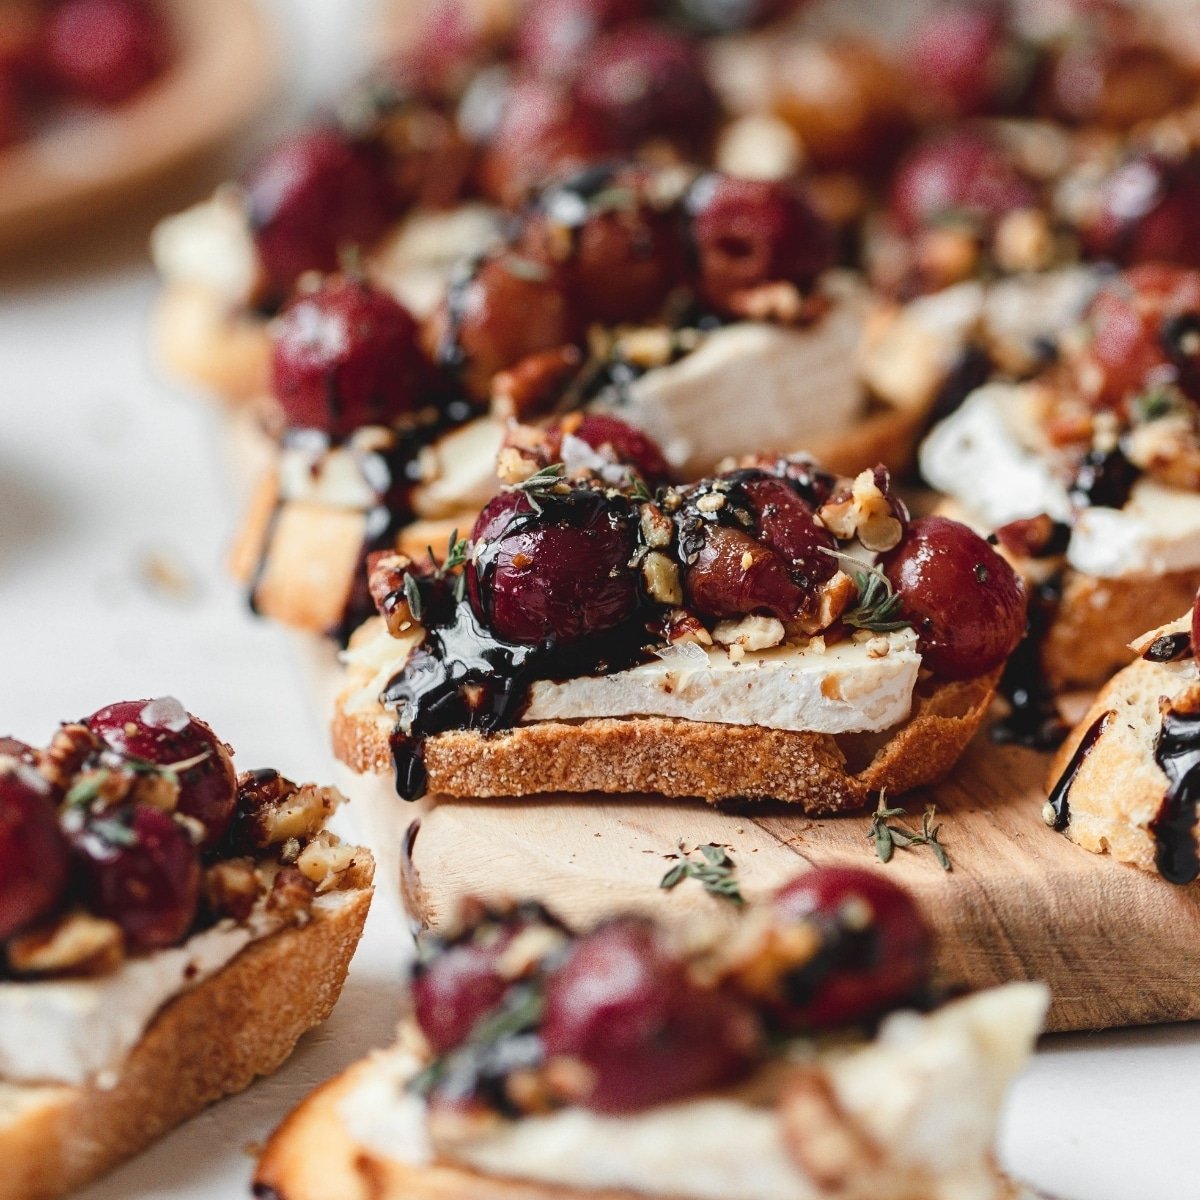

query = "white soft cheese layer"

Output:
[[523, 630, 921, 735], [151, 190, 259, 307], [922, 384, 1200, 579], [340, 984, 1048, 1200], [920, 384, 1072, 529], [0, 893, 347, 1087], [592, 298, 865, 478]]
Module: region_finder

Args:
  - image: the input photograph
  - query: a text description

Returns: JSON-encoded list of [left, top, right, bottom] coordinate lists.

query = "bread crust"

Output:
[[1042, 568, 1200, 690], [0, 881, 373, 1200], [152, 283, 272, 403], [254, 1048, 1031, 1200], [333, 671, 999, 811], [1046, 631, 1195, 874]]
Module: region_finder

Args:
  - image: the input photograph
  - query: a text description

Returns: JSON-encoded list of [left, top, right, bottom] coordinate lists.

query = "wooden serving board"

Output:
[[341, 726, 1200, 1036]]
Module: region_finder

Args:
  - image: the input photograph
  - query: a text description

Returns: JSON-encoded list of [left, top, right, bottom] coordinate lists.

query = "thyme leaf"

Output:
[[866, 795, 952, 872], [631, 476, 653, 503], [403, 572, 423, 622], [660, 842, 744, 904], [842, 564, 910, 633]]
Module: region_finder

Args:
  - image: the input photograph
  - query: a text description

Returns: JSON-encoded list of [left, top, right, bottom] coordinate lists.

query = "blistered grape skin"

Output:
[[86, 699, 238, 850], [0, 767, 70, 942], [540, 918, 759, 1113], [770, 867, 934, 1028], [879, 516, 1026, 680], [70, 804, 202, 952]]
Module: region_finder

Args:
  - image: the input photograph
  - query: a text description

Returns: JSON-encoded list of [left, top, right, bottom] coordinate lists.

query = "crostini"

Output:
[[922, 263, 1200, 724], [230, 164, 939, 640], [1046, 597, 1200, 885], [333, 449, 1025, 806], [254, 868, 1048, 1200], [0, 697, 373, 1200]]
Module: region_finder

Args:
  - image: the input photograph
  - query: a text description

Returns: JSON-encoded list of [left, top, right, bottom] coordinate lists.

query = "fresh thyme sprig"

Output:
[[511, 462, 568, 515], [843, 564, 909, 633], [631, 476, 653, 503], [867, 795, 951, 871], [63, 749, 211, 809], [403, 530, 471, 619], [660, 842, 744, 904]]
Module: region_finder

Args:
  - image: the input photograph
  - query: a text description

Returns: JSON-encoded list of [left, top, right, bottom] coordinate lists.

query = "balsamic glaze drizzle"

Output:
[[992, 576, 1068, 751], [1151, 704, 1200, 885], [1044, 709, 1113, 832], [382, 486, 652, 800], [1143, 632, 1193, 663]]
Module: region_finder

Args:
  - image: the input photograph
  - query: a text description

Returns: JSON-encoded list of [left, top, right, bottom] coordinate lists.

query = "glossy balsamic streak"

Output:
[[1152, 704, 1200, 884], [992, 577, 1067, 750], [1144, 632, 1192, 663], [1045, 709, 1113, 832]]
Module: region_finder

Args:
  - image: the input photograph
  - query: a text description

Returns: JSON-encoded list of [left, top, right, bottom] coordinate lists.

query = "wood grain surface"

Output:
[[342, 723, 1200, 1036]]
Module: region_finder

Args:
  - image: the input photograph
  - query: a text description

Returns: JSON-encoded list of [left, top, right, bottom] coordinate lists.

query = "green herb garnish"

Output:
[[867, 796, 951, 871], [660, 842, 744, 904], [843, 564, 910, 633]]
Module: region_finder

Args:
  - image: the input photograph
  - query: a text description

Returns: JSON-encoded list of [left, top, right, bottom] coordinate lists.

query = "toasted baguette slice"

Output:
[[1046, 615, 1197, 875], [333, 625, 999, 810], [1040, 568, 1200, 690], [256, 986, 1049, 1200], [152, 284, 273, 403], [0, 873, 373, 1200]]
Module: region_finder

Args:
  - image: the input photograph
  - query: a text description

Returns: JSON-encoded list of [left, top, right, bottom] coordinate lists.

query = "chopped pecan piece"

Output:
[[267, 867, 316, 926], [38, 723, 102, 792], [367, 551, 419, 636], [204, 858, 263, 922], [296, 831, 362, 893], [7, 910, 124, 977], [491, 345, 583, 422]]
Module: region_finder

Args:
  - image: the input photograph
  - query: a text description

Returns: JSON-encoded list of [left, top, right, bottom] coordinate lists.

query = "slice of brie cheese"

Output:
[[1069, 479, 1200, 579], [923, 385, 1200, 580], [523, 630, 920, 735], [0, 892, 351, 1088], [150, 189, 260, 308], [591, 301, 866, 479], [339, 984, 1048, 1200], [920, 383, 1072, 529]]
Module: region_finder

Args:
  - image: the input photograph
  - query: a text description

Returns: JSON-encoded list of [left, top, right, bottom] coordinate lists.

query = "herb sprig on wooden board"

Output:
[[867, 797, 951, 871], [660, 842, 744, 904]]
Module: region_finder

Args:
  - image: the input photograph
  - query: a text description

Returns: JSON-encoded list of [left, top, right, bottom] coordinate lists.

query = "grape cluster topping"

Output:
[[262, 162, 836, 448], [0, 701, 353, 979], [372, 445, 1025, 799], [409, 868, 934, 1118]]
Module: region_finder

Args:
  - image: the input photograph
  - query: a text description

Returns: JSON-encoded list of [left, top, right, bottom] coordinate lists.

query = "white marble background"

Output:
[[0, 2, 1194, 1196]]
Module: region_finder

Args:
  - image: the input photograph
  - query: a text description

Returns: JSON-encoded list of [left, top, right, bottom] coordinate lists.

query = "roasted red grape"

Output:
[[517, 0, 650, 67], [70, 804, 201, 952], [684, 524, 806, 621], [467, 489, 639, 644], [909, 1, 1014, 117], [1079, 154, 1200, 271], [576, 21, 719, 154], [477, 76, 619, 207], [541, 917, 758, 1112], [740, 476, 837, 588], [880, 516, 1026, 680], [889, 128, 1037, 237], [0, 766, 69, 942], [413, 907, 564, 1053], [427, 252, 583, 401], [86, 698, 237, 849], [689, 175, 834, 314], [42, 0, 170, 105], [769, 868, 933, 1028], [548, 413, 671, 487], [245, 127, 393, 300], [1078, 265, 1200, 410], [521, 168, 688, 326], [271, 274, 429, 437]]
